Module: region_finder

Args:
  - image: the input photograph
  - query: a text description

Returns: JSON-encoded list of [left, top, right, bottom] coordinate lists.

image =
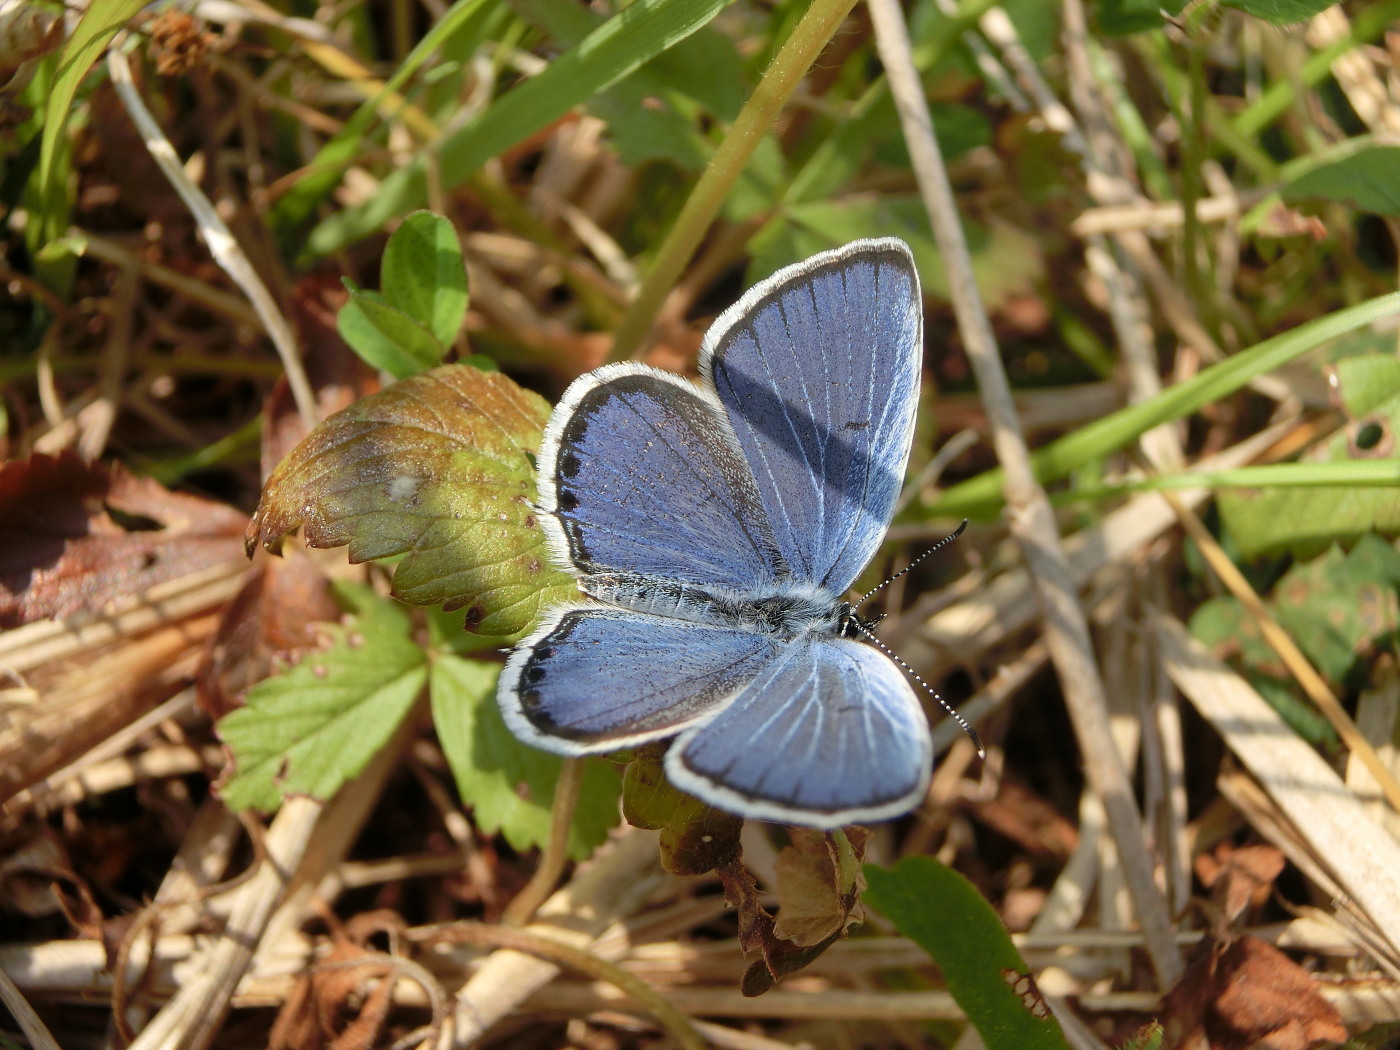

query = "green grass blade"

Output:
[[37, 1, 146, 234], [931, 290, 1400, 519]]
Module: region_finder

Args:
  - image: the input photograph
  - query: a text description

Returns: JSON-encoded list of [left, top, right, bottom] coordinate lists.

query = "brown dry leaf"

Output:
[[967, 778, 1079, 858], [261, 274, 380, 480], [0, 452, 248, 627], [771, 828, 867, 947], [717, 850, 857, 998], [1162, 936, 1347, 1050], [196, 550, 342, 720], [0, 829, 74, 918], [1194, 842, 1286, 924]]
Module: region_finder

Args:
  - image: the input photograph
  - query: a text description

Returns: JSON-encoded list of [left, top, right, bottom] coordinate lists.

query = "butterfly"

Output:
[[497, 238, 945, 828]]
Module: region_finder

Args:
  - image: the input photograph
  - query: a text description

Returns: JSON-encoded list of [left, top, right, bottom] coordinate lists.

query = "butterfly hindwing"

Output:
[[666, 635, 932, 827], [500, 606, 782, 754]]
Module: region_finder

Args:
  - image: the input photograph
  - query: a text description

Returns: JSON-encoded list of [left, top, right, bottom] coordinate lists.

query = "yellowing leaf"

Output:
[[247, 364, 575, 638]]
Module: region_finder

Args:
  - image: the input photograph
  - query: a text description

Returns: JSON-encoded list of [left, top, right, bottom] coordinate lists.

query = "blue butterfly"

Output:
[[498, 238, 939, 828]]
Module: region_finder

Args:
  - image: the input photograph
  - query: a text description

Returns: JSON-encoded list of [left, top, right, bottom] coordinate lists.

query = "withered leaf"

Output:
[[246, 364, 575, 638], [1162, 935, 1347, 1050], [771, 827, 867, 947], [621, 748, 742, 875], [0, 452, 247, 627], [197, 551, 342, 720], [1194, 842, 1286, 925], [716, 857, 847, 998]]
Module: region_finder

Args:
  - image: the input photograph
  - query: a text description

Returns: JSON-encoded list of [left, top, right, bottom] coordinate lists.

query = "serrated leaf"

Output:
[[381, 212, 468, 348], [1283, 146, 1400, 216], [429, 654, 620, 858], [338, 285, 446, 379], [771, 828, 866, 947], [1219, 355, 1400, 557], [865, 857, 1072, 1050], [216, 596, 427, 812], [247, 364, 575, 639], [1220, 0, 1337, 24]]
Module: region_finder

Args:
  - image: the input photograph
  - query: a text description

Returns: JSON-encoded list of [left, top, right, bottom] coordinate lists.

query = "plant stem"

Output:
[[503, 757, 584, 925], [607, 0, 860, 362]]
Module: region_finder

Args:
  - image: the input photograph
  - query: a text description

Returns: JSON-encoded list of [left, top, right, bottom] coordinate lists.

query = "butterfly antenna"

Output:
[[849, 618, 985, 758], [854, 519, 968, 610]]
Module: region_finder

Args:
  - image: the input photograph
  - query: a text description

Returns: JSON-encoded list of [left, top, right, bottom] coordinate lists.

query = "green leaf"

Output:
[[309, 0, 731, 254], [1272, 537, 1400, 688], [1283, 146, 1400, 217], [36, 0, 146, 246], [1335, 353, 1400, 416], [1188, 598, 1339, 746], [338, 284, 446, 379], [510, 0, 743, 170], [269, 0, 499, 235], [1217, 354, 1400, 558], [247, 364, 576, 639], [430, 654, 620, 858], [1220, 0, 1337, 24], [216, 592, 428, 812], [621, 749, 742, 875], [865, 857, 1072, 1050], [381, 212, 469, 348], [1095, 0, 1183, 35]]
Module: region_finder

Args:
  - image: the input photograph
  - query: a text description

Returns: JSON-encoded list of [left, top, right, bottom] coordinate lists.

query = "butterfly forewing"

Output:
[[702, 238, 922, 594], [536, 364, 785, 589]]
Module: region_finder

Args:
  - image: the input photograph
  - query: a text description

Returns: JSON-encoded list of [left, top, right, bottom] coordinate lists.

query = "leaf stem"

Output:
[[503, 757, 584, 925]]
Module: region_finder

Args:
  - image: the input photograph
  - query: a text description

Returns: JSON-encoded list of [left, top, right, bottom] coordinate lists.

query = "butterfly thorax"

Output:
[[581, 572, 846, 641]]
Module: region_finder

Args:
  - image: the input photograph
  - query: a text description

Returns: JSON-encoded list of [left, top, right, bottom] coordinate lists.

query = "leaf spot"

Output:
[[387, 475, 422, 504], [311, 663, 329, 678]]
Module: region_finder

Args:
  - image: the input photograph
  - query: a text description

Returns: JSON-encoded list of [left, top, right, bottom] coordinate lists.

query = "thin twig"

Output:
[[106, 45, 317, 427], [0, 965, 63, 1050], [866, 0, 1183, 986]]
